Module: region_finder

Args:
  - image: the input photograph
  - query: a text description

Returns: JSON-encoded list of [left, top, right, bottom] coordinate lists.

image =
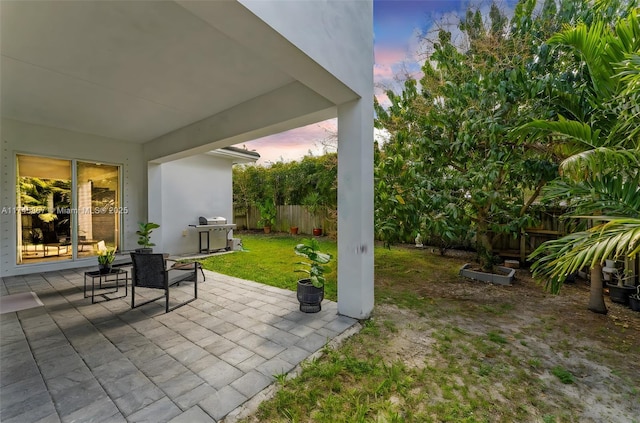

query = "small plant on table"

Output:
[[97, 247, 116, 273]]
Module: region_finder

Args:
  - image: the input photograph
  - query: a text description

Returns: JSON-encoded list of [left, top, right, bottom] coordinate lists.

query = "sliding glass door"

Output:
[[16, 154, 120, 265], [77, 162, 120, 258], [17, 155, 72, 264]]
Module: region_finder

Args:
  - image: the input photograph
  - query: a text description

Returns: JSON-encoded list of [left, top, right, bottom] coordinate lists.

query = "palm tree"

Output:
[[524, 7, 640, 313], [529, 174, 640, 313]]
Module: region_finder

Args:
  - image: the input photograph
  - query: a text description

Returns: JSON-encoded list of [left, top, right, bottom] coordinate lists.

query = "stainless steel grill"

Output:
[[189, 216, 236, 253], [199, 216, 227, 225]]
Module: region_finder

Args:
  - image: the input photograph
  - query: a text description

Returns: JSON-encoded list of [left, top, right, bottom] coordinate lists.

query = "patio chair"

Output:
[[130, 252, 198, 313]]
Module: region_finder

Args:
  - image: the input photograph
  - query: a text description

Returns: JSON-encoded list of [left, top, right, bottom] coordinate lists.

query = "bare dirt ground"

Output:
[[374, 248, 640, 422]]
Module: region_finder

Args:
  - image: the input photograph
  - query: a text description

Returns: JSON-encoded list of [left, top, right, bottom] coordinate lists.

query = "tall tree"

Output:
[[374, 0, 560, 269]]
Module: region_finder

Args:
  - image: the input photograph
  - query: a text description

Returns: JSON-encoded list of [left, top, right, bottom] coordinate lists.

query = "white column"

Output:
[[147, 163, 163, 251], [337, 99, 374, 319]]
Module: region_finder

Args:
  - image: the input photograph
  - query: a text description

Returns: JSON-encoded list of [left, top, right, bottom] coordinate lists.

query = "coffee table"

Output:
[[84, 268, 128, 304]]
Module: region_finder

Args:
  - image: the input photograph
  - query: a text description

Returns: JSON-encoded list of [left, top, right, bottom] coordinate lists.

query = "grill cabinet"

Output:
[[189, 217, 236, 253]]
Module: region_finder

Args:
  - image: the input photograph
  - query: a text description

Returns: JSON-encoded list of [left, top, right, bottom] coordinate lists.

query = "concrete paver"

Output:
[[0, 266, 358, 422]]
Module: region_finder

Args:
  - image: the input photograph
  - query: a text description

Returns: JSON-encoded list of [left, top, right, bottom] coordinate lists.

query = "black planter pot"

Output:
[[98, 264, 112, 274], [606, 284, 636, 305], [135, 248, 153, 254], [297, 279, 324, 313]]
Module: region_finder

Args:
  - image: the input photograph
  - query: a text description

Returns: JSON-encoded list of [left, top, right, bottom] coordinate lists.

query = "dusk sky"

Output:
[[239, 0, 510, 164]]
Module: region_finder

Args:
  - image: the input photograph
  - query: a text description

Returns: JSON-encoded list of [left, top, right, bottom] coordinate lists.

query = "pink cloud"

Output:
[[373, 42, 424, 92], [244, 144, 323, 165], [374, 46, 407, 64], [236, 119, 337, 165], [374, 63, 395, 80], [374, 45, 412, 80], [375, 90, 391, 107]]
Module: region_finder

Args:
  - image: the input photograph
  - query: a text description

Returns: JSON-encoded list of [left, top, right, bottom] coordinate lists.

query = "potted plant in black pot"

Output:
[[294, 238, 332, 313], [97, 247, 116, 274], [605, 263, 636, 305], [135, 222, 159, 253]]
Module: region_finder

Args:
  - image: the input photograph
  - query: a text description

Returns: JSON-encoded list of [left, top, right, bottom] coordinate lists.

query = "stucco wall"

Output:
[[0, 118, 145, 276], [241, 0, 373, 95], [152, 154, 233, 255]]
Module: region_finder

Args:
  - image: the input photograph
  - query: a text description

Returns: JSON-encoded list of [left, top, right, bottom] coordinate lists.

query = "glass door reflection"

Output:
[[17, 155, 72, 264], [77, 162, 120, 258]]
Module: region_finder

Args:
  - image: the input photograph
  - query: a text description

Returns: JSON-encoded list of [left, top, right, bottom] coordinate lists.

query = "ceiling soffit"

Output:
[[1, 1, 342, 143]]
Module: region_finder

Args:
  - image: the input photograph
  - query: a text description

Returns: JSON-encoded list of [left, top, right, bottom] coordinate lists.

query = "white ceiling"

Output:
[[1, 1, 297, 143]]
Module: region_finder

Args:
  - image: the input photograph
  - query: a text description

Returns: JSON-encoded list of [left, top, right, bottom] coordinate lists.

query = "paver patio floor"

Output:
[[0, 266, 358, 422]]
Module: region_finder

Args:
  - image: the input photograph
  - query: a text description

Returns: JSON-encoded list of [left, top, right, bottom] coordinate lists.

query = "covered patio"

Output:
[[1, 0, 374, 321], [1, 2, 372, 419], [0, 267, 358, 422]]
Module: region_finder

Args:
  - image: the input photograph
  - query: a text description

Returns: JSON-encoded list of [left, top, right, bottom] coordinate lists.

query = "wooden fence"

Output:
[[235, 204, 570, 262], [234, 205, 337, 236], [494, 207, 575, 262]]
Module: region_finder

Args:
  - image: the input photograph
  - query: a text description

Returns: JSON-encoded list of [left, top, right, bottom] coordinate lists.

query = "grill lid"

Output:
[[199, 216, 227, 225]]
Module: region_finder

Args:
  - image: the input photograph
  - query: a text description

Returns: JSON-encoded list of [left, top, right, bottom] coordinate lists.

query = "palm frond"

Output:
[[616, 54, 640, 94], [20, 194, 40, 206], [560, 147, 640, 177], [550, 20, 616, 97], [520, 117, 601, 149], [543, 173, 640, 216], [530, 218, 640, 293]]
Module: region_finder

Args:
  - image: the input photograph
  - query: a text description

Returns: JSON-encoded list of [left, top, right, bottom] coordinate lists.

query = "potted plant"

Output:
[[302, 192, 324, 236], [294, 238, 332, 313], [135, 222, 160, 253], [97, 247, 116, 274], [257, 198, 277, 233], [604, 260, 636, 305], [282, 217, 298, 235]]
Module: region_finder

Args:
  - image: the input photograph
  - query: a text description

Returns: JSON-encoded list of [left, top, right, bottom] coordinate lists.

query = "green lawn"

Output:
[[202, 233, 459, 308], [199, 233, 338, 300], [198, 233, 461, 305], [197, 233, 640, 423]]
